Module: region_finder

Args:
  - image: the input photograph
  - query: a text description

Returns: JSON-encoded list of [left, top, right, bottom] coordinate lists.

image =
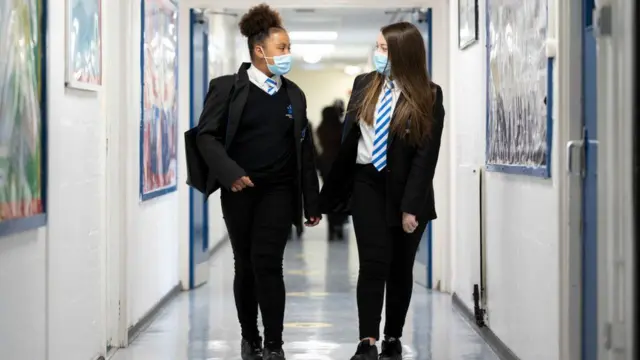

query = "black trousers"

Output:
[[221, 182, 293, 345], [351, 164, 427, 340]]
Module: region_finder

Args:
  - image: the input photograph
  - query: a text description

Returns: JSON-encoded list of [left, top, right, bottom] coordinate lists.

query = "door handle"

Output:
[[566, 140, 584, 176]]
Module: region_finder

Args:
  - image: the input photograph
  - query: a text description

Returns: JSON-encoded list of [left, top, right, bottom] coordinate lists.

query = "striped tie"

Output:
[[372, 81, 394, 171], [265, 78, 277, 95]]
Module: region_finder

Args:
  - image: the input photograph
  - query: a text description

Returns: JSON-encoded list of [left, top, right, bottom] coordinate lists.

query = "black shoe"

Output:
[[379, 338, 402, 360], [241, 338, 263, 360], [263, 346, 285, 360], [350, 340, 378, 360]]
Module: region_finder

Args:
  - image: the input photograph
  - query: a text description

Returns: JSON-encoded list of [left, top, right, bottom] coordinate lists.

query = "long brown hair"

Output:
[[356, 22, 434, 146]]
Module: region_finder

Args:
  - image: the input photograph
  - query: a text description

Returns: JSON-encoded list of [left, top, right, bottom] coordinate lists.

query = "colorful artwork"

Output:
[[66, 0, 102, 90], [140, 0, 178, 200], [0, 0, 46, 235]]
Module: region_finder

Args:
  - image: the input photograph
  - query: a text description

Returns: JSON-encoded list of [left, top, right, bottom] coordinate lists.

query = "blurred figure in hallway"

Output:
[[316, 99, 348, 241]]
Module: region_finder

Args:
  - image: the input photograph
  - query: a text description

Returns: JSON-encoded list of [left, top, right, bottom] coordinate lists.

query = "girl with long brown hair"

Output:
[[319, 21, 445, 360]]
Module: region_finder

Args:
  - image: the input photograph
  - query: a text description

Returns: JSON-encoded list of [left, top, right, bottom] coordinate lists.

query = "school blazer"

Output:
[[318, 72, 445, 225], [193, 63, 320, 224]]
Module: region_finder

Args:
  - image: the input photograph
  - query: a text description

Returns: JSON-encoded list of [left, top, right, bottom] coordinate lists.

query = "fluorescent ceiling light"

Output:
[[303, 53, 323, 64], [344, 65, 362, 76], [291, 43, 335, 55], [289, 31, 338, 41]]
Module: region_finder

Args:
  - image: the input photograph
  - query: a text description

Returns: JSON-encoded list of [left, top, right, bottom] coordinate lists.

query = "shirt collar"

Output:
[[248, 64, 281, 87]]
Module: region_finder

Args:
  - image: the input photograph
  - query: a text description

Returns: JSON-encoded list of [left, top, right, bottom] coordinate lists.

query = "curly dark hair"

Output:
[[238, 3, 284, 60]]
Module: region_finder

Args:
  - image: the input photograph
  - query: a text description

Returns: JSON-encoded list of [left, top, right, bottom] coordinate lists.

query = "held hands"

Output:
[[402, 212, 419, 234], [231, 176, 254, 192]]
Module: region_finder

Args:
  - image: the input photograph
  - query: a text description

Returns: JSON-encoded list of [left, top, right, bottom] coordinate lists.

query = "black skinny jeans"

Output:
[[351, 164, 427, 340], [221, 182, 293, 345]]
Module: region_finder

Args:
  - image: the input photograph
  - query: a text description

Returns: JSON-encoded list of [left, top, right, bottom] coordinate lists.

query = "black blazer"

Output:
[[318, 72, 445, 225], [192, 63, 320, 225]]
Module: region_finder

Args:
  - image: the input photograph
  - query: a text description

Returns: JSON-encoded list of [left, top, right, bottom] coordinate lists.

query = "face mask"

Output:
[[260, 47, 292, 76], [373, 51, 390, 76]]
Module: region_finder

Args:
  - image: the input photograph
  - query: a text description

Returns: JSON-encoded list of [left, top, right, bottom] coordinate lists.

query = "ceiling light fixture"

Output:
[[344, 65, 362, 76], [291, 43, 335, 55], [303, 53, 323, 64], [289, 31, 338, 41]]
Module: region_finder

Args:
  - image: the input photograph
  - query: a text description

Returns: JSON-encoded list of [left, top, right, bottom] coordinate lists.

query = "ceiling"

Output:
[[229, 7, 404, 71]]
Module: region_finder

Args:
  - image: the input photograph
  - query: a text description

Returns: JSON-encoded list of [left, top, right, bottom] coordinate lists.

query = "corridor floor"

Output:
[[112, 225, 499, 360]]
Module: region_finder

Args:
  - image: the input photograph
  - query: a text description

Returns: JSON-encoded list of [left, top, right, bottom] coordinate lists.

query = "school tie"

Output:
[[372, 80, 394, 171], [265, 78, 277, 95]]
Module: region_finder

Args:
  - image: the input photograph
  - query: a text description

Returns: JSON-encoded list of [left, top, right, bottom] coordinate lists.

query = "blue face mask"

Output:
[[373, 52, 390, 76], [261, 48, 292, 76]]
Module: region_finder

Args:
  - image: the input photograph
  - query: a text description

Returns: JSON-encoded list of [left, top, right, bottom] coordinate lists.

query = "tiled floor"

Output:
[[111, 225, 499, 360]]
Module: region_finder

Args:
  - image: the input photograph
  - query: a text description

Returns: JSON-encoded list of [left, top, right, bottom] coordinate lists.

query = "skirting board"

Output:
[[208, 233, 229, 258], [127, 284, 182, 343], [451, 292, 521, 360]]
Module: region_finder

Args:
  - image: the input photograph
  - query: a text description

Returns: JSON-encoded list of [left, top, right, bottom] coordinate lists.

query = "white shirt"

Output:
[[247, 64, 282, 94], [356, 80, 402, 165]]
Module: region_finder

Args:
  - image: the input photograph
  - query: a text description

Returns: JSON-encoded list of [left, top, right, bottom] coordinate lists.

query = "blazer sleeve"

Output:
[[301, 91, 321, 219], [400, 85, 446, 216], [195, 77, 246, 189], [341, 74, 365, 143]]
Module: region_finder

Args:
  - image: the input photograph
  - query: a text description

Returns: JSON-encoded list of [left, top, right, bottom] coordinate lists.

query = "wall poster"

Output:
[[65, 0, 102, 91], [140, 0, 178, 200], [486, 0, 552, 177], [0, 0, 47, 236]]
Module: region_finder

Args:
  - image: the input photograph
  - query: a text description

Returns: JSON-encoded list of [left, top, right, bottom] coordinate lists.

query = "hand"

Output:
[[231, 176, 254, 192], [402, 212, 419, 234], [304, 216, 321, 227]]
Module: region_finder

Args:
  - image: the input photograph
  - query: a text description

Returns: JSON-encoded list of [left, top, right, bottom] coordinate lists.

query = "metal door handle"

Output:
[[566, 140, 584, 175]]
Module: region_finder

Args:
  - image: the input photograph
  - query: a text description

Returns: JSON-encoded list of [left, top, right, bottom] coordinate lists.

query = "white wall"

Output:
[[447, 0, 560, 359], [286, 67, 356, 129], [0, 0, 109, 359]]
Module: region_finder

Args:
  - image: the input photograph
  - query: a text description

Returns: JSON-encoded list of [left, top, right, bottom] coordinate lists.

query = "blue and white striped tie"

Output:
[[265, 78, 277, 95], [372, 81, 394, 171]]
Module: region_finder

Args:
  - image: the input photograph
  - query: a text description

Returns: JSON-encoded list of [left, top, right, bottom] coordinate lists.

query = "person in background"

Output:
[[318, 22, 445, 360], [316, 99, 348, 241], [195, 4, 321, 360]]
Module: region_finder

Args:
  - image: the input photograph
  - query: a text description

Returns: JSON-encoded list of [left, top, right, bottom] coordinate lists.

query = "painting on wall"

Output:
[[140, 0, 179, 200], [0, 0, 47, 236], [486, 0, 552, 177], [458, 0, 478, 49], [66, 0, 102, 90]]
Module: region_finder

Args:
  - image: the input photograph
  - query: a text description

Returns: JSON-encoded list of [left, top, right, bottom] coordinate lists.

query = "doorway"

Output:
[[188, 9, 211, 289], [412, 8, 433, 289], [581, 0, 598, 358]]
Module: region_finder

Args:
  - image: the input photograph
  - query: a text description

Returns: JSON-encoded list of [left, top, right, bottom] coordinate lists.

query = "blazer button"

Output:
[[386, 169, 391, 173]]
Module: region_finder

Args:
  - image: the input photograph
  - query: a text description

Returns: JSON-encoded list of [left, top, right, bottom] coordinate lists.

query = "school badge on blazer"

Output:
[[286, 104, 293, 119]]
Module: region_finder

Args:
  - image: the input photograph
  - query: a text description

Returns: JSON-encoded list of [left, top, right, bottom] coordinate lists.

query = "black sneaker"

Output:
[[350, 340, 378, 360], [263, 347, 286, 360], [379, 338, 402, 360], [241, 338, 263, 360]]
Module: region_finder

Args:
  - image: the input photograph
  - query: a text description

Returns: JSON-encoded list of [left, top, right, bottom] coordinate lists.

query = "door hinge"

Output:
[[603, 321, 626, 352], [594, 4, 613, 37]]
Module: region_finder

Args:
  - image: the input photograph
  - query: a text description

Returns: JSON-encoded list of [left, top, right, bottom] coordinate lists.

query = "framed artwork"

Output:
[[485, 0, 553, 177], [66, 0, 102, 91], [458, 0, 479, 49], [0, 0, 48, 236], [139, 0, 179, 201]]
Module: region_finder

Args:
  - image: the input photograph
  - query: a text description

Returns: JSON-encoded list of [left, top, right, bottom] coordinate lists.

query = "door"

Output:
[[412, 8, 433, 288], [581, 0, 598, 358], [189, 9, 210, 289]]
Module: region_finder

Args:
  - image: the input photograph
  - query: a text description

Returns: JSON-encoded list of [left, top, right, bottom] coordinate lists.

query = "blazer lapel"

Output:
[[284, 80, 304, 159], [388, 94, 405, 147], [225, 64, 251, 149]]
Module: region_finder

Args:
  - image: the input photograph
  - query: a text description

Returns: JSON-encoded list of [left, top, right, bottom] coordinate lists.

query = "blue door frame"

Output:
[[414, 8, 434, 288], [581, 0, 598, 357], [188, 10, 210, 289]]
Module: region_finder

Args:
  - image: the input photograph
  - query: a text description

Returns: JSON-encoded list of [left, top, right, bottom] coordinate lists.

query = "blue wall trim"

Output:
[[426, 8, 433, 289], [484, 0, 554, 179], [0, 0, 49, 237], [139, 0, 179, 202]]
